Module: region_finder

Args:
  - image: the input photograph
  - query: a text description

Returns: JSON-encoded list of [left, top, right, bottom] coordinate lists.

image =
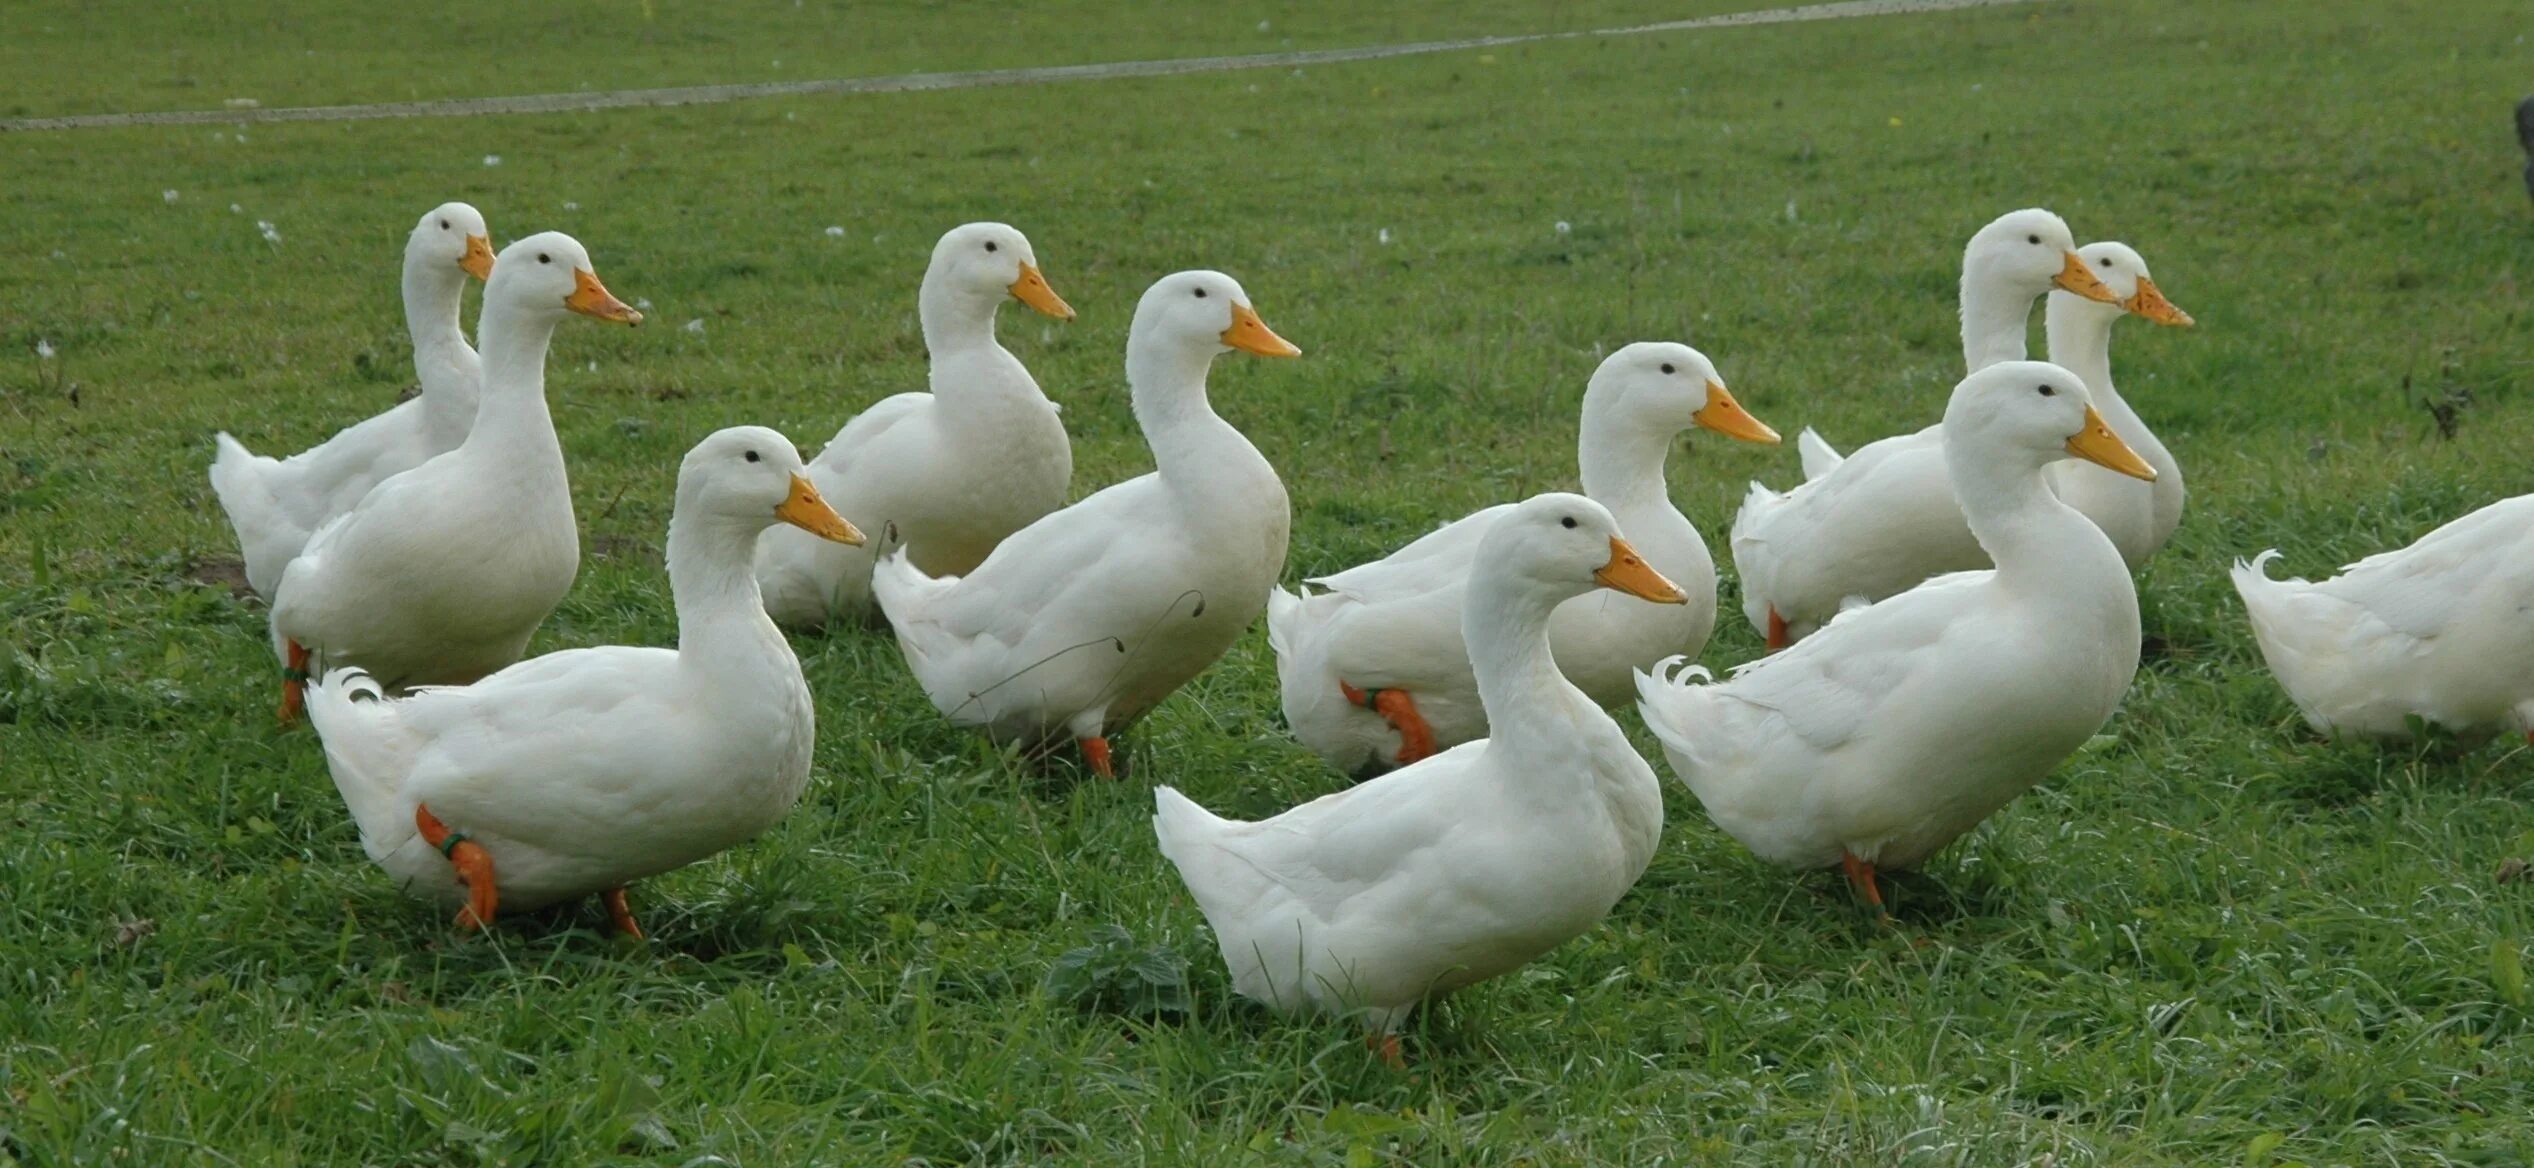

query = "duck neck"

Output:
[[667, 513, 792, 676], [1466, 575, 1592, 750], [462, 305, 565, 467], [1576, 408, 1698, 562], [1948, 440, 2114, 594], [1960, 271, 2036, 372], [918, 274, 1009, 367], [1127, 339, 1259, 494], [404, 253, 477, 415], [2045, 299, 2139, 433]]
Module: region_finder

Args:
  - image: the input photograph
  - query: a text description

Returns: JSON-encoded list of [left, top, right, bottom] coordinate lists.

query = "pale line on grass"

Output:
[[0, 0, 2048, 134]]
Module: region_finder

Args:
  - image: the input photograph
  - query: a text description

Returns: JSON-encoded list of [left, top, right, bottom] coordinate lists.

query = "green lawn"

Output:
[[5, 0, 2534, 1163]]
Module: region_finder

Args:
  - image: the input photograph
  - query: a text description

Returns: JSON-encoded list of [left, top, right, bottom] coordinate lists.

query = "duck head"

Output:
[[1478, 492, 1689, 607], [2055, 241, 2193, 327], [485, 231, 642, 326], [1943, 360, 2156, 482], [1132, 269, 1301, 361], [932, 222, 1074, 320], [1964, 208, 2118, 306], [1588, 341, 1778, 445], [409, 201, 494, 282], [678, 426, 864, 545]]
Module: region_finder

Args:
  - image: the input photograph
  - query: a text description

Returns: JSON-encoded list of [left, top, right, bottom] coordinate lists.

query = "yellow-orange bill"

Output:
[[2065, 405, 2157, 481], [775, 475, 865, 544], [1221, 302, 1301, 358], [1593, 536, 1688, 604], [2054, 251, 2121, 304], [459, 234, 495, 281], [1693, 380, 1781, 445], [1008, 262, 1075, 320], [565, 268, 643, 324], [2122, 276, 2193, 327]]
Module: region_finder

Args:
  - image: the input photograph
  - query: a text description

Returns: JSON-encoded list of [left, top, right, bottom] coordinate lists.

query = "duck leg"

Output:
[[1839, 851, 1888, 918], [1766, 607, 1790, 651], [1366, 1032, 1406, 1070], [415, 804, 498, 930], [1340, 682, 1437, 765], [602, 887, 645, 940], [278, 640, 311, 724], [1079, 736, 1115, 779]]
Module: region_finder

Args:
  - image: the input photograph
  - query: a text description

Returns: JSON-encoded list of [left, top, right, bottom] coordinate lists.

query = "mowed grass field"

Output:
[[5, 0, 2534, 1162]]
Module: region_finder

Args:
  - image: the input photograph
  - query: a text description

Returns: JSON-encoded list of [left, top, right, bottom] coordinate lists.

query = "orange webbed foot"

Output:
[[1079, 736, 1115, 780], [278, 640, 311, 725], [602, 887, 645, 941], [1367, 1032, 1406, 1070], [1340, 682, 1438, 764], [1839, 850, 1889, 920], [415, 804, 498, 931]]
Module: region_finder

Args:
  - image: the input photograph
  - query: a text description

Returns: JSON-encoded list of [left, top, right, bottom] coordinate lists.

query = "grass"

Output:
[[4, 0, 2534, 1162]]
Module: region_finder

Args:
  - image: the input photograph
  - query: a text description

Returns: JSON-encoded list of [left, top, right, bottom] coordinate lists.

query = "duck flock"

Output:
[[200, 203, 2534, 1062]]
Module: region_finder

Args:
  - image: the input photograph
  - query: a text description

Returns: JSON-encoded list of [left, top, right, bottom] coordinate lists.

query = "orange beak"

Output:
[[2122, 276, 2193, 327], [2065, 405, 2157, 481], [1593, 536, 1688, 604], [564, 268, 642, 325], [773, 474, 864, 545], [1221, 302, 1301, 358], [2054, 251, 2121, 304], [1007, 262, 1075, 321], [1692, 380, 1781, 445], [458, 234, 494, 281]]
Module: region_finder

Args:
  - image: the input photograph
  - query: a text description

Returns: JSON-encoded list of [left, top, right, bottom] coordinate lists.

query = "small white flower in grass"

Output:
[[682, 319, 705, 335], [162, 189, 179, 204], [587, 361, 599, 373], [824, 225, 845, 238], [1378, 227, 1393, 245], [563, 201, 579, 211], [1785, 200, 1798, 222], [257, 220, 281, 244], [233, 133, 247, 143], [482, 154, 502, 167], [229, 203, 242, 214], [35, 339, 56, 360], [1554, 221, 1572, 235], [635, 298, 654, 312], [1257, 20, 1270, 31]]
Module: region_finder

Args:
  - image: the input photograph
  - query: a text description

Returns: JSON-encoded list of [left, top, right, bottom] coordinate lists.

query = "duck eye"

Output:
[[439, 219, 450, 230], [1660, 363, 1676, 375], [537, 252, 551, 264], [1193, 288, 1207, 299], [2027, 234, 2041, 245], [1560, 516, 1578, 529], [2098, 257, 2113, 268], [2038, 385, 2055, 397], [744, 450, 761, 463], [984, 241, 998, 253]]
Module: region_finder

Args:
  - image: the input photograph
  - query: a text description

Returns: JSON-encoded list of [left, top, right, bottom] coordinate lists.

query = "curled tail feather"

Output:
[[304, 668, 419, 863], [1797, 428, 1844, 480]]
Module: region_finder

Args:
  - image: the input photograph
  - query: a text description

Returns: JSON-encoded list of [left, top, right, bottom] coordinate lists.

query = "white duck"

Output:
[[2232, 497, 2534, 743], [1785, 242, 2196, 575], [1267, 342, 1778, 775], [1639, 361, 2155, 912], [1731, 209, 2119, 648], [307, 427, 862, 935], [873, 270, 1299, 777], [210, 202, 495, 599], [2041, 242, 2194, 566], [1157, 494, 1680, 1061], [270, 232, 641, 718], [755, 222, 1076, 628]]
